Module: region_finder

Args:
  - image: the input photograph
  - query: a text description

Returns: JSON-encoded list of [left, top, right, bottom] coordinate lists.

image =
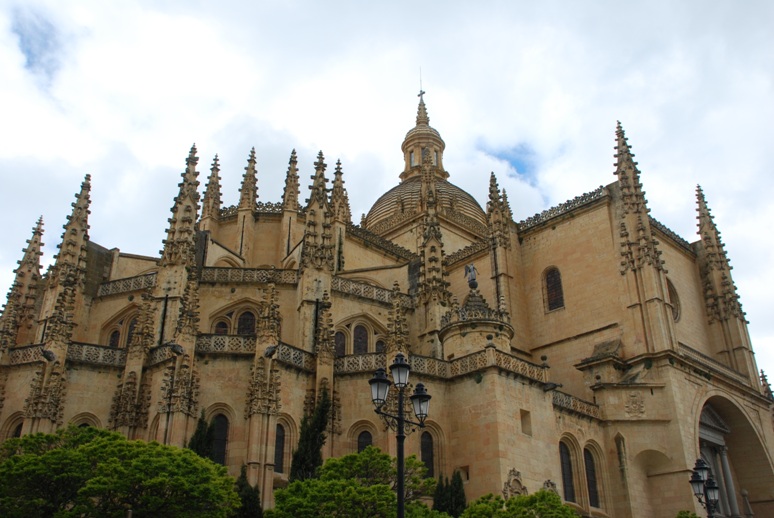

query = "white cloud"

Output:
[[1, 0, 773, 379]]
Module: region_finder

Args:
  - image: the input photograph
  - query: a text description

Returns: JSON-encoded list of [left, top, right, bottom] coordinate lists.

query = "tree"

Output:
[[188, 410, 215, 460], [0, 426, 239, 518], [289, 388, 331, 481], [234, 465, 262, 518], [270, 446, 442, 518], [433, 476, 449, 514], [448, 471, 467, 517], [461, 490, 576, 518]]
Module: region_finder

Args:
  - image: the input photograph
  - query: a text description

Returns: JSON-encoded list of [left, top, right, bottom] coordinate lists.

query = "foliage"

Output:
[[271, 446, 441, 517], [433, 471, 466, 517], [188, 410, 215, 460], [461, 490, 577, 518], [675, 512, 700, 518], [0, 426, 239, 518], [234, 465, 262, 518], [289, 388, 332, 481]]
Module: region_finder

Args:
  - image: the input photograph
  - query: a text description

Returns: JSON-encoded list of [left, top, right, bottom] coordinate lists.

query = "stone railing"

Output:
[[147, 343, 181, 366], [332, 277, 413, 309], [650, 217, 693, 253], [200, 268, 298, 285], [97, 272, 157, 297], [410, 355, 449, 378], [444, 240, 489, 267], [679, 344, 749, 385], [449, 350, 489, 377], [552, 391, 602, 420], [219, 205, 238, 219], [67, 342, 127, 367], [7, 344, 46, 365], [441, 304, 510, 328], [519, 186, 607, 231], [256, 201, 284, 213], [346, 224, 416, 261], [196, 334, 256, 355], [276, 343, 316, 372], [493, 349, 546, 382], [335, 353, 387, 374]]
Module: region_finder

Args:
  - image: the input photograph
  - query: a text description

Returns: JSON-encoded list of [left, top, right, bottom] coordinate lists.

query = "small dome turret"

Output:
[[400, 91, 447, 181]]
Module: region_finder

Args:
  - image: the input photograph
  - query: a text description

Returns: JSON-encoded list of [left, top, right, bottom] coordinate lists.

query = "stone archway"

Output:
[[699, 396, 774, 517]]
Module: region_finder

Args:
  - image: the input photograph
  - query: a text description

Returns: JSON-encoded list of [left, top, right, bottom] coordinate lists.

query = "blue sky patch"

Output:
[[481, 142, 539, 185], [11, 8, 61, 82]]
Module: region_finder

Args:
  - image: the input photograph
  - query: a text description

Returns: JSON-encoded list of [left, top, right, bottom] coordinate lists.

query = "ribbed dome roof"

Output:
[[364, 176, 487, 234]]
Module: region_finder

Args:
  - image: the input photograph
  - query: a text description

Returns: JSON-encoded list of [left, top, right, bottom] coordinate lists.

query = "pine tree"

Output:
[[448, 470, 466, 517], [187, 410, 214, 459], [289, 388, 332, 481], [234, 465, 262, 517]]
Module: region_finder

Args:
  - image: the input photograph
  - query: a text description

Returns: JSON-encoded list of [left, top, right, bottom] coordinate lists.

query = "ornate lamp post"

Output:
[[689, 458, 720, 518], [369, 353, 431, 518]]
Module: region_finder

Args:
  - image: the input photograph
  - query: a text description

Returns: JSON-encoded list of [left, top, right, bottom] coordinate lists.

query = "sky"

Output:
[[1, 1, 773, 380]]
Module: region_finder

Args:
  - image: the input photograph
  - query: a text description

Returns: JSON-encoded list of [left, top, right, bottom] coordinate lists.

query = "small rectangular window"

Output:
[[520, 409, 532, 436]]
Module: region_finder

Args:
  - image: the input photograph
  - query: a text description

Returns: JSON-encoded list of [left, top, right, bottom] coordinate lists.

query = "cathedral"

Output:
[[1, 94, 773, 517]]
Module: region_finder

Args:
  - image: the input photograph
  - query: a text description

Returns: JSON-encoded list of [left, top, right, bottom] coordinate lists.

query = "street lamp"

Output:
[[689, 458, 720, 518], [368, 353, 432, 518]]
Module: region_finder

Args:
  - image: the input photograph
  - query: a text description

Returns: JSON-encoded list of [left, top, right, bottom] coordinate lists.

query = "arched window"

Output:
[[545, 267, 565, 311], [667, 279, 680, 321], [584, 448, 600, 508], [353, 325, 368, 354], [357, 431, 373, 453], [275, 424, 286, 473], [559, 442, 575, 502], [421, 431, 435, 478], [108, 330, 121, 348], [335, 332, 346, 357], [12, 422, 23, 438], [375, 340, 386, 353], [214, 321, 229, 335], [237, 312, 256, 335], [211, 414, 229, 465]]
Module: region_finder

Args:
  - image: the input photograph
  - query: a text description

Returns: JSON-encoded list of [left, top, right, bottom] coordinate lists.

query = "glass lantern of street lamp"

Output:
[[390, 353, 410, 388], [690, 470, 705, 499], [410, 383, 431, 423], [705, 476, 720, 505], [369, 368, 391, 407], [694, 458, 709, 481]]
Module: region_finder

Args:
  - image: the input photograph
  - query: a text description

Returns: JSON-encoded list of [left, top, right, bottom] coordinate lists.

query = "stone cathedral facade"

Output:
[[1, 95, 773, 517]]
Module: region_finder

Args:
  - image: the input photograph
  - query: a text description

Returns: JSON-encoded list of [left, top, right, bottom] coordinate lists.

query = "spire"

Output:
[[282, 149, 300, 211], [614, 122, 646, 215], [53, 174, 91, 273], [501, 189, 512, 220], [239, 147, 258, 212], [696, 185, 743, 322], [485, 173, 511, 248], [160, 145, 201, 267], [0, 218, 44, 349], [306, 151, 329, 209], [330, 159, 351, 223], [416, 89, 430, 126], [201, 155, 222, 221]]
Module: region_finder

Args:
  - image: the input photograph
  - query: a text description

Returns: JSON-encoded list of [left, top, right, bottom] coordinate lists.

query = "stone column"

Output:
[[719, 446, 741, 517]]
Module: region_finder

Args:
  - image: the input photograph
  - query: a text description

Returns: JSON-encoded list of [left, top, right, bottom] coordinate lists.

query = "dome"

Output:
[[364, 176, 487, 234]]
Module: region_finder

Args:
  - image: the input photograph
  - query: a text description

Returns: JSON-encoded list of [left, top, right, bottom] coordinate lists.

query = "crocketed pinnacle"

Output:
[[306, 151, 329, 209], [330, 159, 351, 223], [614, 122, 646, 215], [54, 174, 91, 272], [282, 149, 300, 211], [201, 155, 222, 220], [239, 147, 258, 211], [160, 145, 200, 267], [696, 185, 731, 272]]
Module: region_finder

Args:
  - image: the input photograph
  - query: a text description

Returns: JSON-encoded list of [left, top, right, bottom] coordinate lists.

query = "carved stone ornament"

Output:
[[502, 468, 528, 498], [543, 479, 558, 494], [624, 391, 645, 418]]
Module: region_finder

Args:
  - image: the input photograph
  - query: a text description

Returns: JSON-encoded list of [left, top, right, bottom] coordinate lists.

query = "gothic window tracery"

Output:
[[353, 325, 368, 354], [237, 311, 256, 335], [559, 441, 575, 503], [545, 267, 565, 312], [335, 331, 346, 357], [103, 312, 140, 348], [214, 321, 229, 335], [358, 430, 372, 452], [275, 424, 286, 473], [584, 448, 600, 508], [421, 431, 435, 478]]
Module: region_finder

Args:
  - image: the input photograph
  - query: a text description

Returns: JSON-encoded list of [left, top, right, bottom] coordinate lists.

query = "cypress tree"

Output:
[[289, 388, 332, 481], [234, 464, 262, 517], [432, 476, 447, 513], [187, 410, 214, 459], [448, 470, 467, 517]]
